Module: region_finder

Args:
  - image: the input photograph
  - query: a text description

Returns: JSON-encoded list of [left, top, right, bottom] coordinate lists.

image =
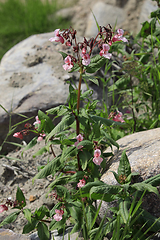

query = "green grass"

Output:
[[0, 0, 72, 60]]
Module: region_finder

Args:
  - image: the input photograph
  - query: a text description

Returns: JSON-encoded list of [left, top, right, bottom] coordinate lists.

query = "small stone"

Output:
[[29, 195, 37, 202]]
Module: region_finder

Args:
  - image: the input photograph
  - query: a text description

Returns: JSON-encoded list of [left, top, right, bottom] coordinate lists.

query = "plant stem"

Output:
[[76, 68, 83, 135]]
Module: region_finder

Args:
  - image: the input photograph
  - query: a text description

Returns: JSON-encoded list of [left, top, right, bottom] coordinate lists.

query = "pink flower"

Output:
[[33, 116, 41, 126], [13, 132, 23, 140], [81, 53, 91, 66], [75, 134, 83, 149], [99, 44, 112, 59], [0, 204, 8, 213], [49, 29, 64, 44], [53, 209, 64, 221], [93, 149, 103, 165], [112, 29, 128, 43], [63, 56, 74, 71], [37, 133, 46, 142], [113, 111, 125, 123], [77, 179, 86, 188]]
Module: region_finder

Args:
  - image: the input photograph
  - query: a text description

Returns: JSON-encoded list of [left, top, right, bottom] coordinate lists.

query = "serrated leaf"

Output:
[[33, 146, 48, 158], [38, 110, 54, 133], [37, 222, 50, 240], [131, 182, 159, 196], [85, 55, 107, 73], [118, 150, 131, 179], [35, 206, 49, 220], [90, 185, 121, 202], [76, 181, 105, 198], [46, 115, 75, 141], [0, 211, 20, 227], [49, 175, 70, 189], [89, 114, 124, 126], [77, 140, 93, 149], [119, 198, 130, 224], [143, 173, 160, 187]]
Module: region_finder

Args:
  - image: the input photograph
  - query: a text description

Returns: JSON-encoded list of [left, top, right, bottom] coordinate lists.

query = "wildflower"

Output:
[[33, 116, 41, 126], [113, 111, 125, 123], [75, 134, 83, 149], [49, 29, 64, 44], [93, 149, 103, 165], [0, 204, 8, 213], [63, 56, 74, 71], [77, 179, 86, 188], [13, 132, 23, 140], [53, 209, 64, 221], [37, 133, 46, 142], [99, 44, 112, 59], [81, 53, 91, 66], [112, 29, 128, 43]]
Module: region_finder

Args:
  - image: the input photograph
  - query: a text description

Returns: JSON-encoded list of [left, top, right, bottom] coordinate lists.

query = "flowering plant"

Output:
[[1, 21, 160, 240]]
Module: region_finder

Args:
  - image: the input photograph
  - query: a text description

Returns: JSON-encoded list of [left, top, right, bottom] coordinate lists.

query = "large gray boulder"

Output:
[[99, 128, 160, 221]]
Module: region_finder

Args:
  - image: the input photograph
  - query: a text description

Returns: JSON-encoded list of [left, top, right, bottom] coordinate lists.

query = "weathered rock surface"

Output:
[[99, 128, 160, 223], [0, 228, 30, 240]]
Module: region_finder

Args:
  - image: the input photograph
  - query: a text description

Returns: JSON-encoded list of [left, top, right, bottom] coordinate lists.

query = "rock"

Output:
[[0, 32, 101, 153], [99, 128, 160, 221], [85, 2, 126, 38], [0, 228, 30, 240], [137, 0, 159, 32]]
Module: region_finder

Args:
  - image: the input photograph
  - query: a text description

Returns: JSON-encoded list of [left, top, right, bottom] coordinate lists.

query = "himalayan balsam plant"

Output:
[[1, 24, 160, 240]]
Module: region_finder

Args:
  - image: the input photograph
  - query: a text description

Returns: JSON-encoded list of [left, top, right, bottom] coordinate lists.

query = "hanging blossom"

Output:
[[63, 55, 74, 71], [53, 209, 64, 221], [110, 111, 125, 123], [49, 29, 64, 44], [0, 204, 8, 213], [93, 149, 103, 166], [33, 116, 41, 126], [13, 132, 23, 140], [109, 29, 128, 45], [74, 134, 83, 149], [37, 133, 46, 142], [77, 179, 86, 188], [99, 44, 112, 59]]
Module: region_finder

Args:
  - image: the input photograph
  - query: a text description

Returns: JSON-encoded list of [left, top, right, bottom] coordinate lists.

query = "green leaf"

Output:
[[49, 175, 70, 189], [23, 209, 31, 223], [23, 219, 38, 234], [59, 51, 68, 60], [77, 140, 93, 149], [86, 55, 107, 73], [86, 205, 96, 230], [0, 211, 20, 227], [37, 222, 50, 240], [38, 110, 54, 133], [101, 129, 119, 149], [130, 182, 160, 196], [119, 198, 130, 224], [33, 146, 48, 157], [138, 209, 160, 232], [90, 185, 121, 202], [56, 185, 71, 199], [143, 173, 160, 187], [79, 150, 92, 170], [76, 181, 105, 198], [46, 114, 75, 141], [35, 206, 49, 220], [33, 156, 61, 182], [22, 137, 38, 157], [151, 8, 160, 19], [16, 187, 26, 209], [82, 74, 99, 86], [118, 150, 131, 179], [89, 114, 124, 126]]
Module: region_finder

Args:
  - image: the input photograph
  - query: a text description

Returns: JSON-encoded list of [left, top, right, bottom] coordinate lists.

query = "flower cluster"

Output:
[[13, 116, 46, 142], [109, 111, 125, 123], [49, 26, 128, 71], [93, 149, 103, 166], [53, 209, 64, 221], [77, 179, 86, 188], [74, 133, 83, 149]]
